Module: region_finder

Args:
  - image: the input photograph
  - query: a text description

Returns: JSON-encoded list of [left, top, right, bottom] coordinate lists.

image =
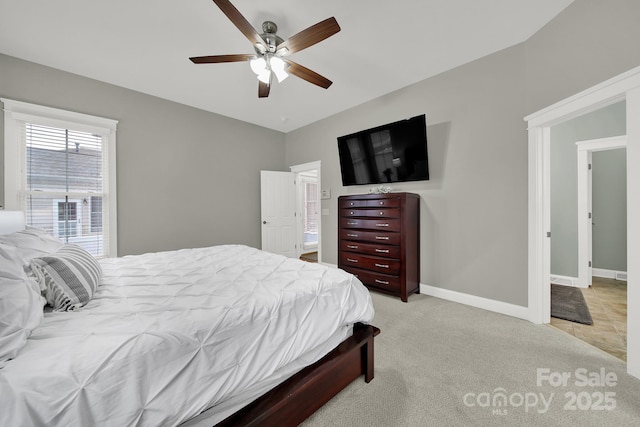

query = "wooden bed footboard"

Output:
[[216, 323, 380, 427]]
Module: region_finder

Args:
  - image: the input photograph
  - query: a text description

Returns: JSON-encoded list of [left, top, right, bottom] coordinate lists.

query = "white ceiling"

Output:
[[0, 0, 573, 133]]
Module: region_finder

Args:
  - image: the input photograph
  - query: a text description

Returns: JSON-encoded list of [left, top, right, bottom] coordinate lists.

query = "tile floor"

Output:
[[550, 277, 627, 361]]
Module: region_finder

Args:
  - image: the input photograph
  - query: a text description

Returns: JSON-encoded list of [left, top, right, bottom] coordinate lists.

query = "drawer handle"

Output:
[[375, 263, 389, 269], [379, 211, 384, 215], [375, 236, 389, 240], [375, 279, 390, 285], [347, 258, 359, 263], [347, 233, 358, 237], [350, 202, 355, 206], [347, 221, 358, 225], [347, 245, 359, 249], [376, 223, 389, 227], [379, 201, 384, 205], [350, 211, 355, 215], [375, 249, 390, 253]]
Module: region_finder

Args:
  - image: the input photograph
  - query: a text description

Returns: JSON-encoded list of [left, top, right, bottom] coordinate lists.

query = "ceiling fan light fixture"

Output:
[[250, 57, 267, 75], [257, 69, 271, 84], [269, 56, 289, 83]]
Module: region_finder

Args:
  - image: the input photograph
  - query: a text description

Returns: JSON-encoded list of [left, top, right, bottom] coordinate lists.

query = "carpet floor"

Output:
[[302, 292, 640, 427]]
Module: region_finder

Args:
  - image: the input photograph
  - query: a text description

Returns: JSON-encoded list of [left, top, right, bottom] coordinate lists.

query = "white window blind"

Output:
[[2, 99, 118, 257]]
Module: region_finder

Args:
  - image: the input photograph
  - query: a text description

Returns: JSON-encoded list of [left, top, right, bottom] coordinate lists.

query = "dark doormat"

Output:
[[551, 284, 593, 325]]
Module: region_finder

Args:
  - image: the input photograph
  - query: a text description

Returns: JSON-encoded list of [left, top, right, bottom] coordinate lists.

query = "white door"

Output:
[[261, 170, 296, 257], [576, 136, 627, 287]]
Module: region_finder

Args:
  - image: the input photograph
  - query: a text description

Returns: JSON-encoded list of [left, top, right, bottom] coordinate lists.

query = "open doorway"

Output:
[[298, 170, 318, 261], [547, 105, 627, 360], [290, 161, 322, 263], [524, 65, 640, 379]]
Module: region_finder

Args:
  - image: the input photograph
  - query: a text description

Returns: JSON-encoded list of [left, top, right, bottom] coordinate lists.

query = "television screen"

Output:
[[337, 114, 429, 186]]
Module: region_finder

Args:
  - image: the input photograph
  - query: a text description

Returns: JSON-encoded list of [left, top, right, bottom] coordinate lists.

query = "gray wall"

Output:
[[0, 54, 286, 256], [593, 149, 627, 272], [550, 102, 626, 277], [2, 0, 639, 307], [285, 0, 640, 306]]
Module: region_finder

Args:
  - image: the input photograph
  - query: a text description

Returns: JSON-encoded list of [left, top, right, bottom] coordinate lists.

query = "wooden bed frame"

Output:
[[216, 323, 380, 426]]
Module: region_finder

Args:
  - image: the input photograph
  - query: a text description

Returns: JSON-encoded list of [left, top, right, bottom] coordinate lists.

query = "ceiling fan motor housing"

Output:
[[258, 21, 284, 53]]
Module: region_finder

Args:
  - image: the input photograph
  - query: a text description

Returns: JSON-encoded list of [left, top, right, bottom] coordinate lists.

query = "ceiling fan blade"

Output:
[[258, 79, 271, 98], [190, 54, 256, 64], [283, 60, 332, 89], [276, 17, 340, 56], [213, 0, 265, 51]]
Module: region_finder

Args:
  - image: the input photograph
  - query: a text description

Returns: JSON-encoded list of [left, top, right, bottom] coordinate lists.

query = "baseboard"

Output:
[[592, 268, 628, 281], [420, 284, 529, 321], [550, 275, 580, 287], [332, 269, 533, 321]]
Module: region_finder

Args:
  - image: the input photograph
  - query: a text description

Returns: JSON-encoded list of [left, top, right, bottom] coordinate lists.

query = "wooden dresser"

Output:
[[338, 192, 420, 302]]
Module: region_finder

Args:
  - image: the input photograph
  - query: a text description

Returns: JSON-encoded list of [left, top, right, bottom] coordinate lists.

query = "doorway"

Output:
[[290, 161, 322, 263], [260, 162, 322, 261], [576, 137, 627, 288], [524, 65, 640, 378]]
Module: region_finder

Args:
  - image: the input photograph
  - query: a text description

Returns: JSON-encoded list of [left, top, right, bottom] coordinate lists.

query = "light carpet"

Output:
[[302, 292, 640, 426]]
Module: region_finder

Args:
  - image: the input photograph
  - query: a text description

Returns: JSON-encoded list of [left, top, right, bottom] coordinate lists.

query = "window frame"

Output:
[[2, 98, 118, 257]]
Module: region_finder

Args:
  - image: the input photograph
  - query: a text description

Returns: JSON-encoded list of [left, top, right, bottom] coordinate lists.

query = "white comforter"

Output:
[[0, 245, 374, 426]]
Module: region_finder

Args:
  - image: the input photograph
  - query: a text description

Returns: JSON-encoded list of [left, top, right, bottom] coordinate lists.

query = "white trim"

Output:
[[527, 125, 551, 324], [576, 136, 627, 288], [592, 268, 628, 281], [1, 98, 117, 133], [524, 65, 640, 126], [525, 64, 640, 379], [550, 275, 581, 288], [421, 284, 529, 320], [576, 136, 627, 153], [627, 86, 640, 379], [2, 98, 118, 257]]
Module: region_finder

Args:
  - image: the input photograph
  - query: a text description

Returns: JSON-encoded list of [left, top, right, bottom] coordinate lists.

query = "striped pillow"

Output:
[[30, 244, 102, 312]]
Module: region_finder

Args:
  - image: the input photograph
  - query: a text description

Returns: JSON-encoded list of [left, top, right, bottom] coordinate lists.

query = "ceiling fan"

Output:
[[190, 0, 340, 98]]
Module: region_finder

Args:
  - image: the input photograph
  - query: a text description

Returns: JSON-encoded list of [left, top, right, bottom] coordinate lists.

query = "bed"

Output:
[[0, 211, 378, 426]]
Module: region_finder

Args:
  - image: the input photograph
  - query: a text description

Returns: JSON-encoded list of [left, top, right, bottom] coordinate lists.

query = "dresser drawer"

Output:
[[339, 240, 401, 258], [340, 253, 401, 275], [339, 198, 401, 209], [339, 229, 401, 245], [341, 208, 400, 218], [343, 266, 400, 291], [340, 217, 401, 232]]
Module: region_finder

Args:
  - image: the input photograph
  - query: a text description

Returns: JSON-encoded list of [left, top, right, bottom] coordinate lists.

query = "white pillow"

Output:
[[0, 243, 45, 368], [30, 244, 102, 312], [0, 227, 63, 265]]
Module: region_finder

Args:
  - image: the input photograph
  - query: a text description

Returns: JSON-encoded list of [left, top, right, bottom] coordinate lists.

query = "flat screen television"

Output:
[[337, 114, 429, 186]]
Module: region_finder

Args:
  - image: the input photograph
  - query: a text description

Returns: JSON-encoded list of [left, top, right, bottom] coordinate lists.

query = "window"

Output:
[[2, 99, 118, 257], [57, 201, 78, 238]]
